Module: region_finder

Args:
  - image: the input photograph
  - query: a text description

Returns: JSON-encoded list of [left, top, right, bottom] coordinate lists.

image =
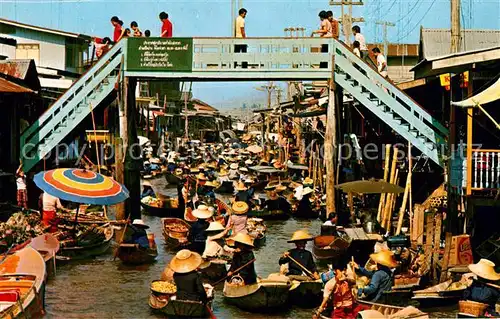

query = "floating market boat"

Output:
[[289, 279, 323, 308], [215, 181, 234, 194], [0, 246, 46, 318], [199, 259, 228, 282], [412, 280, 465, 308], [161, 218, 190, 249], [116, 243, 158, 265], [29, 234, 59, 279], [140, 200, 179, 217], [312, 235, 351, 261], [223, 277, 291, 312], [165, 172, 182, 185], [247, 218, 267, 248], [57, 224, 114, 261], [247, 209, 290, 221], [319, 300, 429, 319]]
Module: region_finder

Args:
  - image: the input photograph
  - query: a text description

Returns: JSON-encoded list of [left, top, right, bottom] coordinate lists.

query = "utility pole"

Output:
[[231, 0, 236, 36], [451, 0, 461, 53], [376, 21, 395, 57], [330, 0, 364, 45]]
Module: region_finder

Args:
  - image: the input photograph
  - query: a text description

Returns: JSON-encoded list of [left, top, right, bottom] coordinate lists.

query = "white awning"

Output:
[[452, 77, 500, 107]]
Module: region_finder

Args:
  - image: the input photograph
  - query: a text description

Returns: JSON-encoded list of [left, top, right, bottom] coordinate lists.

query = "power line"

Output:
[[394, 0, 437, 43]]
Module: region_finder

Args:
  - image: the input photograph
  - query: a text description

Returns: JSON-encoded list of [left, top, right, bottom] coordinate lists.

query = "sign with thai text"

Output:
[[127, 38, 193, 72]]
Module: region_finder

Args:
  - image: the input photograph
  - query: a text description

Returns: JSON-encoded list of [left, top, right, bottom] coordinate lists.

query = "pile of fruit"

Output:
[[57, 224, 106, 248], [0, 211, 45, 250], [151, 281, 177, 294], [142, 196, 163, 208]]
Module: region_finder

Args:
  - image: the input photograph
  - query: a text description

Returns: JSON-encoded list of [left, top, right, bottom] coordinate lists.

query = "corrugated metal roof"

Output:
[[420, 28, 500, 60], [0, 60, 32, 80], [0, 18, 91, 41], [0, 77, 33, 93], [191, 98, 219, 114]]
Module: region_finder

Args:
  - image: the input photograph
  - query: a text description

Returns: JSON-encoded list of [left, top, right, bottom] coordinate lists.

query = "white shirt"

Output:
[[377, 54, 388, 75], [321, 19, 333, 37], [16, 176, 26, 190], [353, 47, 361, 58], [235, 16, 245, 38], [42, 193, 63, 211], [355, 33, 367, 51]]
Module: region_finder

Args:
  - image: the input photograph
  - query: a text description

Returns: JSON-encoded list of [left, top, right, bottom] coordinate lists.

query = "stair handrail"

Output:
[[21, 40, 125, 144], [332, 39, 449, 138]]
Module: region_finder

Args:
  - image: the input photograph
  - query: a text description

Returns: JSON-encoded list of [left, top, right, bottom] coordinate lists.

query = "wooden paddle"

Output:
[[211, 258, 256, 286], [286, 254, 316, 280]]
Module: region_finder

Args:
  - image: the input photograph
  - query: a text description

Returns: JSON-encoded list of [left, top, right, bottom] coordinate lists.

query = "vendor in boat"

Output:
[[227, 233, 257, 285], [41, 192, 70, 232], [169, 249, 208, 303], [217, 168, 230, 184], [124, 219, 150, 249], [141, 181, 155, 199], [234, 182, 251, 204], [228, 163, 239, 180], [202, 221, 235, 259], [189, 205, 213, 254], [212, 201, 249, 240], [317, 264, 369, 319], [195, 173, 208, 196], [279, 230, 319, 280], [244, 178, 255, 198], [203, 181, 217, 200], [296, 187, 315, 217], [351, 250, 397, 302], [463, 259, 500, 316]]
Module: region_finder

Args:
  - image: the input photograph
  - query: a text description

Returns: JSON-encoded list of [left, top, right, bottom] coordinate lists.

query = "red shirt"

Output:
[[113, 25, 122, 42], [161, 19, 173, 38]]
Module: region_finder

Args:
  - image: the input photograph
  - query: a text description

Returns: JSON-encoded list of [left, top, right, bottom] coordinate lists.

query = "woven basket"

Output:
[[459, 300, 488, 317]]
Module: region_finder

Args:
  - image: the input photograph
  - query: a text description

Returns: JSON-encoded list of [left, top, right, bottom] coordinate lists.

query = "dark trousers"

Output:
[[234, 44, 248, 69]]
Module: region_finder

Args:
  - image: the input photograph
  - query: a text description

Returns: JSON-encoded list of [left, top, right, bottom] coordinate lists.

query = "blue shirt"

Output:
[[464, 281, 500, 313], [357, 267, 393, 302]]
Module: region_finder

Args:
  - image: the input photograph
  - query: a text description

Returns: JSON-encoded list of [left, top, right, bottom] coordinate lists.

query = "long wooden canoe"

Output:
[[312, 235, 350, 261], [289, 280, 323, 308], [161, 218, 191, 249], [223, 278, 290, 312], [57, 225, 114, 261], [0, 246, 46, 319], [319, 300, 428, 319], [116, 244, 158, 265], [199, 259, 228, 282], [29, 234, 59, 279], [149, 296, 213, 318]]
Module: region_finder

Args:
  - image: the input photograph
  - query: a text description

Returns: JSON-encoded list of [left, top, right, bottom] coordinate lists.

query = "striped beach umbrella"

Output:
[[34, 168, 129, 205]]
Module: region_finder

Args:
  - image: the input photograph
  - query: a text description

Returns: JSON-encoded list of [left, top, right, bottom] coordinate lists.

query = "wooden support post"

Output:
[[425, 213, 434, 279], [396, 169, 411, 235], [114, 137, 125, 221], [440, 232, 453, 283], [433, 213, 443, 282], [377, 144, 391, 222], [408, 142, 413, 238], [325, 53, 337, 215], [466, 75, 474, 196], [382, 147, 398, 229]]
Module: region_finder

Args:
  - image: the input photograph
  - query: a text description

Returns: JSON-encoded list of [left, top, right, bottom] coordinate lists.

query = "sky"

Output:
[[0, 0, 499, 109]]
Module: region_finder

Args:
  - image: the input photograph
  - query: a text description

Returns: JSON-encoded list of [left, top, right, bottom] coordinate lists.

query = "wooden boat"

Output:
[[141, 201, 178, 217], [0, 246, 46, 318], [161, 218, 191, 249], [184, 207, 197, 223], [215, 181, 234, 194], [248, 209, 290, 221], [57, 225, 114, 261], [320, 301, 428, 319], [199, 259, 228, 282], [223, 277, 291, 312], [312, 235, 350, 261], [29, 234, 59, 279], [116, 244, 158, 265], [165, 172, 182, 185], [289, 280, 323, 308], [412, 280, 464, 308], [247, 218, 266, 248]]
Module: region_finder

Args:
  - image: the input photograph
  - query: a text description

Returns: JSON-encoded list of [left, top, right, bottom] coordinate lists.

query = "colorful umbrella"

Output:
[[335, 179, 404, 194], [34, 168, 129, 205]]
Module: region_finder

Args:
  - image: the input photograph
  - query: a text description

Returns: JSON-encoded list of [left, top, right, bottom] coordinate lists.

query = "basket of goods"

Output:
[[439, 281, 468, 298], [0, 211, 45, 252], [141, 196, 163, 208], [166, 223, 189, 239], [150, 280, 177, 299], [459, 300, 488, 317]]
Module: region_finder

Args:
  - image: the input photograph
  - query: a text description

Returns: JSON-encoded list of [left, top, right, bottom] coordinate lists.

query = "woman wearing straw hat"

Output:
[[227, 233, 257, 285], [141, 181, 155, 199], [212, 201, 249, 241], [351, 250, 397, 302], [202, 221, 235, 259], [124, 219, 151, 249], [463, 259, 500, 315], [170, 249, 208, 302], [295, 187, 315, 218], [279, 230, 319, 280], [189, 205, 214, 254], [234, 181, 251, 205], [228, 163, 239, 180]]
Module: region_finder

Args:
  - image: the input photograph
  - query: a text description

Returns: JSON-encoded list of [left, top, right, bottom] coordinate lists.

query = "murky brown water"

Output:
[[44, 177, 457, 318]]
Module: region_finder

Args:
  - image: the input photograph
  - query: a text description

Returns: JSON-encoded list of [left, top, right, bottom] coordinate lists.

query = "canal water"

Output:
[[44, 177, 455, 318]]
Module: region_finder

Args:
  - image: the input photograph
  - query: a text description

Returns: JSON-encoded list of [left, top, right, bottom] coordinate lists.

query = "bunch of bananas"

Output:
[[151, 281, 177, 294]]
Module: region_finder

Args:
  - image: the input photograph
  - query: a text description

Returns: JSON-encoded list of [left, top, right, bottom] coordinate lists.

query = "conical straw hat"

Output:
[[232, 201, 249, 215], [192, 205, 214, 219], [169, 249, 203, 273], [370, 250, 398, 268], [469, 259, 500, 281], [231, 233, 254, 247], [235, 182, 248, 191], [206, 221, 225, 232], [288, 230, 314, 243]]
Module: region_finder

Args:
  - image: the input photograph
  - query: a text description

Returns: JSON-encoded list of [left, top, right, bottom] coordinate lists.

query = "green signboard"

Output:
[[126, 37, 193, 72]]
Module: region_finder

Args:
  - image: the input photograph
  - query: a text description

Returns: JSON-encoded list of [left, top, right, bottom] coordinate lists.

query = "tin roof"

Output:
[[420, 28, 500, 60], [0, 17, 91, 41], [0, 77, 33, 93], [191, 98, 219, 114], [0, 60, 40, 91]]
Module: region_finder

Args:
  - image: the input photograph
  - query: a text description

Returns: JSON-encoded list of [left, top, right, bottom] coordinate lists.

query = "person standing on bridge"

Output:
[[372, 47, 388, 79], [111, 16, 125, 43], [234, 8, 248, 69], [352, 26, 371, 65], [159, 12, 173, 38]]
